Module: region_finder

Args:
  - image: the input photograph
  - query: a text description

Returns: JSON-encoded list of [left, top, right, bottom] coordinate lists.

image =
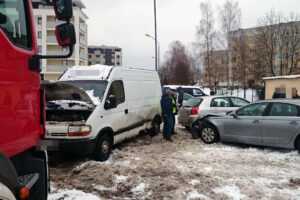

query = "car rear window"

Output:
[[183, 98, 203, 107]]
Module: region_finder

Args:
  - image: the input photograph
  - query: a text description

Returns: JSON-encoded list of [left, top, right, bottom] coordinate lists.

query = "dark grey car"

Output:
[[195, 99, 300, 151]]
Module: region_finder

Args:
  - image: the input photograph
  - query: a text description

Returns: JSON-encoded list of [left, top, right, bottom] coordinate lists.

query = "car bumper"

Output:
[[43, 138, 97, 155], [178, 115, 198, 127]]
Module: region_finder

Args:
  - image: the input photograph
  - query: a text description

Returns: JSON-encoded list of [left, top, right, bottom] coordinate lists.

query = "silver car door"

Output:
[[261, 103, 300, 146], [223, 103, 269, 144]]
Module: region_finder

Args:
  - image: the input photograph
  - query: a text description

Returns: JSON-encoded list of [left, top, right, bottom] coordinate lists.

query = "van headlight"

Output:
[[68, 125, 91, 137]]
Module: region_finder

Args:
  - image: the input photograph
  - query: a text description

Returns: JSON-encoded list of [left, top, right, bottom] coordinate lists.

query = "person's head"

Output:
[[166, 89, 175, 97]]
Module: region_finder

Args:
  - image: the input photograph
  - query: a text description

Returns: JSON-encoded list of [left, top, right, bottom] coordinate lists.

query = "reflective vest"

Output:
[[171, 97, 176, 114]]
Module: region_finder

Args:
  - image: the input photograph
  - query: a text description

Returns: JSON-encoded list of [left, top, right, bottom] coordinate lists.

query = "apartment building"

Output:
[[228, 21, 300, 87], [88, 46, 122, 66], [32, 0, 88, 80]]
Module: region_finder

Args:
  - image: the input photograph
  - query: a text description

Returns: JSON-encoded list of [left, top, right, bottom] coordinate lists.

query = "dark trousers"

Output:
[[172, 114, 175, 134], [163, 115, 173, 140]]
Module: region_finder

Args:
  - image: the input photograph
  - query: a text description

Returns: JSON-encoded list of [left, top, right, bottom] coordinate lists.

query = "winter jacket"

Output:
[[161, 93, 173, 117]]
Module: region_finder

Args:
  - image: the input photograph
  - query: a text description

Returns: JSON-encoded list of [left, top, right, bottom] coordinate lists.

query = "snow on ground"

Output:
[[49, 125, 300, 200]]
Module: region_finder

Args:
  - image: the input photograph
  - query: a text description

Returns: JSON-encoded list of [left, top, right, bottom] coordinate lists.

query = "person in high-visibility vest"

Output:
[[171, 90, 177, 135]]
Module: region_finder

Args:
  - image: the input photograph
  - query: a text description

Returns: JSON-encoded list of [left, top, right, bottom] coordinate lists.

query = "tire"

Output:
[[149, 119, 160, 137], [94, 133, 112, 162], [296, 137, 300, 153], [191, 125, 199, 139], [200, 123, 220, 144], [184, 126, 191, 131], [0, 183, 16, 200]]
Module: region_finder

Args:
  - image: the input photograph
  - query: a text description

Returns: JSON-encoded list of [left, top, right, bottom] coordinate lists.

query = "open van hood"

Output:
[[41, 81, 94, 105]]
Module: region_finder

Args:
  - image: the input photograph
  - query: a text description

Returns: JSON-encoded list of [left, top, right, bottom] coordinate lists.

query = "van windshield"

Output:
[[183, 98, 203, 108], [62, 80, 108, 103]]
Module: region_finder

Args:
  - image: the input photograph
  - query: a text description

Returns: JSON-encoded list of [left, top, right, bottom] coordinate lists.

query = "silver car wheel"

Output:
[[202, 127, 215, 143]]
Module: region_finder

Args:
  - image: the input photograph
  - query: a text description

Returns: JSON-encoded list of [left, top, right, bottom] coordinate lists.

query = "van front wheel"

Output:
[[94, 133, 112, 162]]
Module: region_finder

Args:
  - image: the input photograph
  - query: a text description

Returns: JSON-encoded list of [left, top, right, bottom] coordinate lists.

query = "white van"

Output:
[[43, 65, 162, 161]]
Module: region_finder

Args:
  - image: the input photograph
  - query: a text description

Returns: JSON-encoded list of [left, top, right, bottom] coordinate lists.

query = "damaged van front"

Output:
[[42, 80, 107, 154]]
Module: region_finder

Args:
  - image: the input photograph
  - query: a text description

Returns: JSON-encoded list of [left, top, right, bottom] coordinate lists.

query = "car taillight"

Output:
[[191, 107, 199, 115]]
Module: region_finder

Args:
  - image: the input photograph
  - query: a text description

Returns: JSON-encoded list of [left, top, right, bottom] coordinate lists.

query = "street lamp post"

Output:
[[154, 0, 158, 71], [145, 33, 160, 70]]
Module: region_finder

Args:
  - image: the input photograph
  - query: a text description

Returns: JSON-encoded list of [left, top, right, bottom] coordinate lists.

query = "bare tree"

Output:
[[196, 1, 217, 88], [159, 41, 192, 85], [218, 0, 241, 86], [231, 33, 251, 97]]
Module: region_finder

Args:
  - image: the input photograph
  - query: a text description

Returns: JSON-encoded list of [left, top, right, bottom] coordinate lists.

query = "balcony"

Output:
[[45, 65, 69, 73], [94, 57, 101, 62], [94, 50, 101, 54], [47, 21, 63, 29], [80, 23, 86, 33], [47, 51, 75, 58], [46, 36, 57, 44], [80, 39, 86, 46], [80, 53, 86, 60]]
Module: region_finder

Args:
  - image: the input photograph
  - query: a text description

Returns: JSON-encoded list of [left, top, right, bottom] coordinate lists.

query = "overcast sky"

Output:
[[83, 0, 300, 70]]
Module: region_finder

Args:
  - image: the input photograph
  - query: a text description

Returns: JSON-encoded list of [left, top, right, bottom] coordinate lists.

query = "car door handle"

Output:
[[252, 120, 260, 124], [125, 109, 128, 114], [289, 121, 298, 125]]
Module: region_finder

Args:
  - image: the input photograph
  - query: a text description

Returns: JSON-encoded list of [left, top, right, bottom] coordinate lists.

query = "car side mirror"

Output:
[[53, 0, 73, 21], [0, 13, 7, 24], [104, 95, 117, 110], [55, 23, 76, 47], [230, 113, 238, 118]]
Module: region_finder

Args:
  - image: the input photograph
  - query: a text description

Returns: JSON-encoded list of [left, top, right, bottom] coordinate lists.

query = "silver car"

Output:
[[178, 96, 249, 131], [195, 99, 300, 152]]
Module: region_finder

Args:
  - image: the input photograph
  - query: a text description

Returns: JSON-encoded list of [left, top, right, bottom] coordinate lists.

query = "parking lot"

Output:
[[49, 125, 300, 200]]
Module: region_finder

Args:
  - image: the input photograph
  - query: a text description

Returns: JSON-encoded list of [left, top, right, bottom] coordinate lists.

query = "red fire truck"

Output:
[[0, 0, 75, 199]]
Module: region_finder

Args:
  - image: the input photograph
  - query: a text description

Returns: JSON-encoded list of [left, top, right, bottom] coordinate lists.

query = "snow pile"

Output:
[[186, 190, 209, 200], [49, 189, 100, 200], [86, 90, 101, 105], [213, 185, 245, 200], [47, 100, 94, 110]]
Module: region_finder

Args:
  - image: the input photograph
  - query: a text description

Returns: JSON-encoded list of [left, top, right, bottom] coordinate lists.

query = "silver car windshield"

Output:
[[183, 98, 203, 107]]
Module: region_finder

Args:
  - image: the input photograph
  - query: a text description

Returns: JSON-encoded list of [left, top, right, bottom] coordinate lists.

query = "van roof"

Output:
[[59, 64, 114, 81], [163, 85, 202, 89]]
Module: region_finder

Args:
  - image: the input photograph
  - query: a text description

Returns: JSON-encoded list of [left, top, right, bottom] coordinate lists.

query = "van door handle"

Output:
[[289, 121, 298, 125], [252, 120, 260, 124], [125, 109, 128, 114]]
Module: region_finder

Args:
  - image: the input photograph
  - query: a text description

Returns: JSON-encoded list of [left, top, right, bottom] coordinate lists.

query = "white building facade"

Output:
[[32, 0, 88, 80]]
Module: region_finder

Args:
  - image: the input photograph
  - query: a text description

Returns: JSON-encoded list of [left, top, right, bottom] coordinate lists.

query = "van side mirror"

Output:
[[55, 23, 76, 47], [104, 95, 117, 110], [53, 0, 73, 21]]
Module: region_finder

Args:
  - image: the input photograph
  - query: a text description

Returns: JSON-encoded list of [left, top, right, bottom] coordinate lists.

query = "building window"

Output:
[[117, 62, 120, 65], [88, 55, 91, 58], [88, 62, 92, 65], [62, 60, 69, 66], [116, 55, 120, 58], [38, 4, 43, 9], [38, 45, 42, 53], [96, 55, 100, 58], [38, 17, 42, 25], [38, 31, 42, 39]]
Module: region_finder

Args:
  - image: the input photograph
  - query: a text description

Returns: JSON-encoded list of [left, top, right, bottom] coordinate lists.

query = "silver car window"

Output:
[[269, 103, 299, 117], [230, 97, 249, 107], [236, 103, 268, 116], [211, 97, 230, 107]]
